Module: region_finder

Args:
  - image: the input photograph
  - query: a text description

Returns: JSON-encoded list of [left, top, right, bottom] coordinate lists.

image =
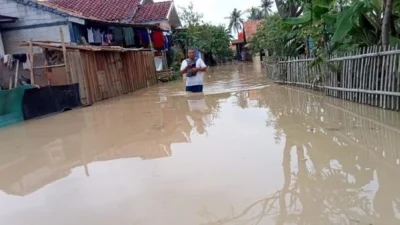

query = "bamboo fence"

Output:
[[269, 45, 400, 110]]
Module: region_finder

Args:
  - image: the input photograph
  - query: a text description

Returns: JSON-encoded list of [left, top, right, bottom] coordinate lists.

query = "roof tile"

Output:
[[133, 1, 172, 23], [42, 0, 141, 22]]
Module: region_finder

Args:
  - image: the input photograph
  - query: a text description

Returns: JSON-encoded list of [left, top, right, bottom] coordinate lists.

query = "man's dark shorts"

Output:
[[186, 85, 203, 93]]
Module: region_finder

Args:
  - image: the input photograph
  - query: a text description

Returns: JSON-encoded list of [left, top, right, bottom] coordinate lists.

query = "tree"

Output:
[[175, 4, 234, 63], [275, 0, 304, 18], [178, 2, 203, 27], [261, 0, 274, 16], [226, 8, 245, 33], [382, 0, 393, 45], [247, 7, 264, 20]]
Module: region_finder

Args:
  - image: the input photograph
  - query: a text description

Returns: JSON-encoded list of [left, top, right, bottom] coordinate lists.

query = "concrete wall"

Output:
[[0, 0, 70, 54]]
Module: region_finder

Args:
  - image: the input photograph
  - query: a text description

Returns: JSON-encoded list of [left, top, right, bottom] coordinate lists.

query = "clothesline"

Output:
[[86, 26, 173, 51]]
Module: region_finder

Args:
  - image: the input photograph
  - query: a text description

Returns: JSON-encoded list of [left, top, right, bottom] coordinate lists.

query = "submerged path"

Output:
[[1, 62, 400, 225]]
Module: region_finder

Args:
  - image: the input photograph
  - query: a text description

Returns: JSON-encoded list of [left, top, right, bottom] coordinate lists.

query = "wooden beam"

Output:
[[33, 64, 65, 69], [29, 39, 35, 84], [147, 28, 154, 51], [60, 28, 72, 84], [274, 80, 400, 97], [14, 59, 19, 88]]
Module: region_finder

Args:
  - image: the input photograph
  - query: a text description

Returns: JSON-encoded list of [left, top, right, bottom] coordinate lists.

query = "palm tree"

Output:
[[226, 8, 244, 34], [247, 7, 264, 20], [261, 0, 274, 16]]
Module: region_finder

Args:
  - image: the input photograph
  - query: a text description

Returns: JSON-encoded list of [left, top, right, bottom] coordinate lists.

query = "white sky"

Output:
[[156, 0, 277, 26]]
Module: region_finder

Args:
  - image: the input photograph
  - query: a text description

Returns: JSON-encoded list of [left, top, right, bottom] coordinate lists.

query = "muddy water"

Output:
[[1, 62, 400, 225]]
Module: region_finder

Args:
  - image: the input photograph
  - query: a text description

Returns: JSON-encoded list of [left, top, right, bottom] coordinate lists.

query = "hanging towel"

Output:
[[23, 54, 31, 70], [164, 36, 168, 51], [151, 31, 164, 49], [168, 35, 173, 51], [93, 29, 102, 44], [123, 27, 135, 46], [111, 27, 123, 45], [3, 54, 10, 64], [5, 55, 14, 69], [140, 29, 150, 47], [87, 28, 94, 43], [133, 29, 142, 47]]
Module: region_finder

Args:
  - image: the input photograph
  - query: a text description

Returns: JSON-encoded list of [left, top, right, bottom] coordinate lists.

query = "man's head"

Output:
[[188, 49, 195, 60]]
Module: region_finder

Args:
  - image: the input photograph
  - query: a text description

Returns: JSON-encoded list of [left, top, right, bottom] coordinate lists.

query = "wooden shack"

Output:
[[21, 41, 157, 106]]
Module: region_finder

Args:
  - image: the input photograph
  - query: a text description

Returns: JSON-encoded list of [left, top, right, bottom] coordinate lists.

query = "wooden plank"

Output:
[[29, 39, 35, 84], [392, 45, 398, 110], [13, 59, 19, 88], [397, 46, 400, 110], [347, 51, 353, 100], [368, 46, 376, 106], [359, 47, 366, 104], [342, 52, 347, 100], [380, 45, 388, 108], [33, 64, 65, 69], [60, 28, 72, 84], [102, 52, 113, 98], [386, 45, 395, 109], [69, 52, 88, 105]]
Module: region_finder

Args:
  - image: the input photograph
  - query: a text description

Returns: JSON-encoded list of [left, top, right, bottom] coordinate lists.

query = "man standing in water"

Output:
[[180, 49, 207, 93]]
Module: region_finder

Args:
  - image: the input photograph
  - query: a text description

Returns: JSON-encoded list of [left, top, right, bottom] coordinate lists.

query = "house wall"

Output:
[[0, 30, 4, 56], [159, 21, 171, 31], [0, 0, 71, 54]]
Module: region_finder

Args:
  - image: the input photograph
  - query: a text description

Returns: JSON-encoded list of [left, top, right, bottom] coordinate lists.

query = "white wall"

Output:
[[2, 25, 70, 54], [0, 30, 4, 56], [0, 0, 70, 54]]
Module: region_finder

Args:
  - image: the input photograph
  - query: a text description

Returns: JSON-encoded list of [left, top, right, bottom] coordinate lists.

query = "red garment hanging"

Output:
[[151, 31, 164, 48]]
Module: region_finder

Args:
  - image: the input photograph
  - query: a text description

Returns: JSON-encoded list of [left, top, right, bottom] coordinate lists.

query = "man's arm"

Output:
[[195, 59, 207, 72], [180, 60, 189, 75]]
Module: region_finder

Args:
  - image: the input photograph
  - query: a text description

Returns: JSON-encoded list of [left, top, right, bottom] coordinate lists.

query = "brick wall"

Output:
[[0, 0, 71, 54]]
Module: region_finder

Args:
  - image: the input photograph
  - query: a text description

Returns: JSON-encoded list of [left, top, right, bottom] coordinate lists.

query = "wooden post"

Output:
[[14, 59, 20, 88], [8, 76, 12, 89], [29, 39, 35, 84], [60, 27, 72, 84], [147, 28, 154, 50]]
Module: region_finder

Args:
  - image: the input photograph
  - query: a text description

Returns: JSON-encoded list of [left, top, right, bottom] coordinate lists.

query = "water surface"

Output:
[[1, 62, 400, 225]]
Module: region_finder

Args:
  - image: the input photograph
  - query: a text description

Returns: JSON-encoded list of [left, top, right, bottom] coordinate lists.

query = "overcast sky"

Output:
[[156, 0, 277, 26]]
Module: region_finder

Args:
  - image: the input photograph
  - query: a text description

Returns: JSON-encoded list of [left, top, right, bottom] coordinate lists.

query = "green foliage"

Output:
[[250, 0, 400, 59], [247, 7, 264, 20], [249, 13, 303, 57], [177, 3, 233, 62], [226, 8, 245, 33], [261, 0, 274, 16]]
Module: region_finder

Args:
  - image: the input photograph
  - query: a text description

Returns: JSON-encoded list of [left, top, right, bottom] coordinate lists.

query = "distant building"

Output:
[[231, 20, 263, 61]]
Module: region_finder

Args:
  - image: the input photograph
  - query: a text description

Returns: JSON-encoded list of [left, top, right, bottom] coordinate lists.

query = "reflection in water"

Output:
[[0, 63, 399, 225], [207, 86, 400, 225]]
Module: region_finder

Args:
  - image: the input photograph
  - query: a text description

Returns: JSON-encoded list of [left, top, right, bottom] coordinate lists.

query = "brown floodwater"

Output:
[[1, 61, 400, 225]]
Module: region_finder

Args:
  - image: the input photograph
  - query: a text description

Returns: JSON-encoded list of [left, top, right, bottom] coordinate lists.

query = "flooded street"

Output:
[[1, 62, 400, 225]]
